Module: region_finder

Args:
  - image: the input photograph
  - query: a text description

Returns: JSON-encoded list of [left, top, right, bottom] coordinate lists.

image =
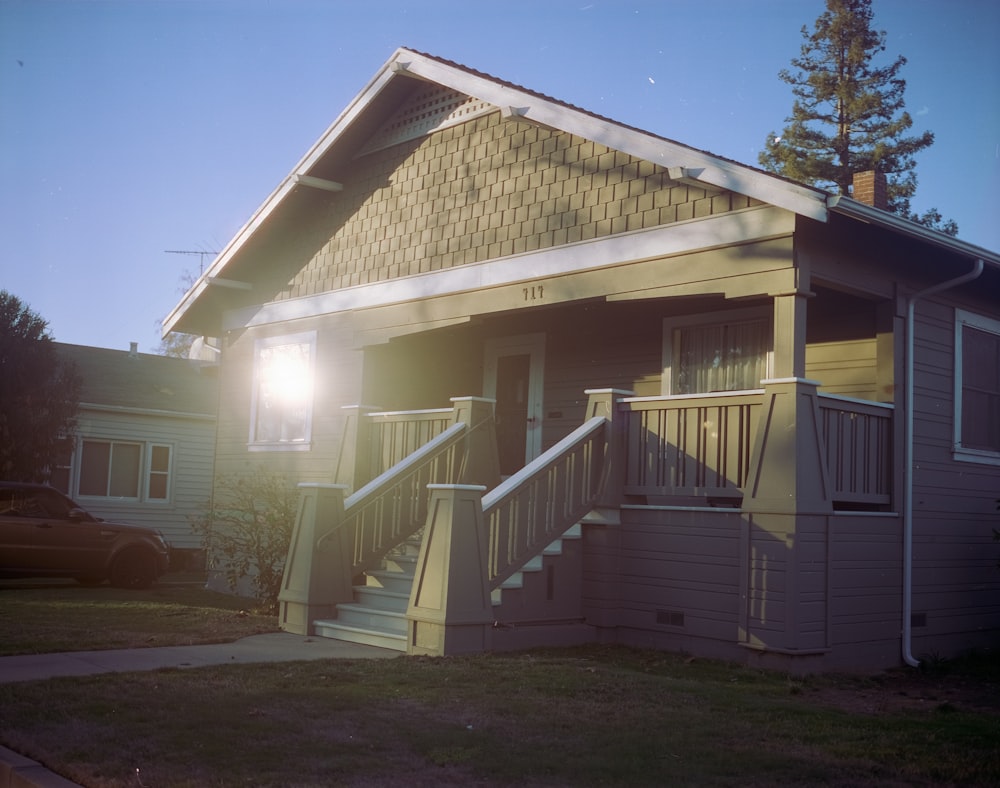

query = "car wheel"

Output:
[[75, 576, 105, 587], [109, 549, 157, 589]]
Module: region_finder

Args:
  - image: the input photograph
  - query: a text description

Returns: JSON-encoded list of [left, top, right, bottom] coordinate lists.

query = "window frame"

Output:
[[248, 331, 317, 452], [953, 308, 1000, 465], [75, 439, 175, 502], [661, 306, 773, 397]]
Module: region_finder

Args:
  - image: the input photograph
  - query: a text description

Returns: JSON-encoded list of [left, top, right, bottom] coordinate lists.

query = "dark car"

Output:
[[0, 481, 170, 589]]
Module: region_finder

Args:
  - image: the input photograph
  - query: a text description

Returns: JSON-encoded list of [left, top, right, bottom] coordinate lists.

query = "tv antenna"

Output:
[[165, 249, 220, 274]]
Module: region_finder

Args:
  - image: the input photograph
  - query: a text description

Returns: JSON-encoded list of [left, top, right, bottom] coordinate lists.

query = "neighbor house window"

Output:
[[77, 440, 173, 501], [955, 309, 1000, 463], [663, 308, 772, 395], [249, 332, 316, 450]]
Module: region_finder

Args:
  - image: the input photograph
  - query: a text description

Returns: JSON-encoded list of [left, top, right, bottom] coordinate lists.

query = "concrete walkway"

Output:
[[0, 633, 398, 787]]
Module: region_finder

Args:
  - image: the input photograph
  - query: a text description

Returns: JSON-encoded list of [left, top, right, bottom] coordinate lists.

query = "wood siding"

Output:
[[276, 111, 762, 299], [72, 408, 215, 550]]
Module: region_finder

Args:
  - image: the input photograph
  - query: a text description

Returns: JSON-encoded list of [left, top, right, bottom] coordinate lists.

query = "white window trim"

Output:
[[953, 308, 1000, 466], [661, 306, 773, 397], [248, 330, 317, 452], [74, 439, 175, 503]]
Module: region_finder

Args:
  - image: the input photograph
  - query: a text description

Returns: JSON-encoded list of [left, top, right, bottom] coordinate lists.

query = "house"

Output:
[[52, 342, 218, 566], [162, 49, 999, 672]]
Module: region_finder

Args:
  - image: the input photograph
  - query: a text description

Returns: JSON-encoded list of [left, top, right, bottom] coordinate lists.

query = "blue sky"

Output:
[[2, 0, 998, 352]]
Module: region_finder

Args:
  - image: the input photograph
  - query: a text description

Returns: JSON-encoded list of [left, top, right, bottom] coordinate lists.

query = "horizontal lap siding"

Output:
[[828, 515, 900, 652], [587, 508, 742, 645], [806, 338, 877, 399], [909, 299, 1000, 654], [74, 409, 216, 549]]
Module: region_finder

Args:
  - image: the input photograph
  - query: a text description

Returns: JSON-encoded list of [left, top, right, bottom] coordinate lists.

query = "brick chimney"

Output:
[[852, 170, 888, 210]]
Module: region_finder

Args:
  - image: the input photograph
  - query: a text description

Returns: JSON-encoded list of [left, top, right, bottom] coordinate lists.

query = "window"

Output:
[[77, 440, 173, 501], [955, 310, 1000, 462], [663, 308, 772, 395], [249, 332, 316, 450]]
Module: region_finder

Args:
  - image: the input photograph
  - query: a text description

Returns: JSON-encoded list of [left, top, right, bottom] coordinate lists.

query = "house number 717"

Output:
[[523, 285, 544, 301]]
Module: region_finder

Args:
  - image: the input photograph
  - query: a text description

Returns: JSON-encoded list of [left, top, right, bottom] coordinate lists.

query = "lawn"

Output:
[[1, 579, 998, 787], [0, 575, 277, 655]]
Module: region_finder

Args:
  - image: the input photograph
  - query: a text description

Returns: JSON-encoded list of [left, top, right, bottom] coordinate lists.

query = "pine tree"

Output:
[[0, 291, 81, 481], [760, 0, 957, 235]]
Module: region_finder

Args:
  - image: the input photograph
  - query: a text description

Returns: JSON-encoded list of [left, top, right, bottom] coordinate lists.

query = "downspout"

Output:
[[902, 258, 984, 667]]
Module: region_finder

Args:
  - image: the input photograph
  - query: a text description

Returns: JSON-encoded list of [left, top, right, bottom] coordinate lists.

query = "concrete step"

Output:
[[365, 568, 415, 594], [313, 619, 407, 651], [353, 585, 410, 612], [336, 602, 408, 634]]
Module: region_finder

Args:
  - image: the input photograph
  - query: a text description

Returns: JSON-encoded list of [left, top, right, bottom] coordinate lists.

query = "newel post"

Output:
[[449, 396, 501, 488], [337, 404, 381, 488], [584, 388, 634, 514], [407, 484, 493, 656], [278, 483, 355, 635]]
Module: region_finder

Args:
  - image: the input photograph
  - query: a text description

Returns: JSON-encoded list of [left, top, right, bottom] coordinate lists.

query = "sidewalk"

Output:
[[0, 631, 398, 684], [0, 633, 398, 787]]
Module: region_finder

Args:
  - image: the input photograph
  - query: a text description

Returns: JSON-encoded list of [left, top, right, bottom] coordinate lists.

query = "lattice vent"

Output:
[[357, 86, 494, 156]]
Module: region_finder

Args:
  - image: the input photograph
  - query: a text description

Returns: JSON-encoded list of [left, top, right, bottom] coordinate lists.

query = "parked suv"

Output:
[[0, 481, 170, 589]]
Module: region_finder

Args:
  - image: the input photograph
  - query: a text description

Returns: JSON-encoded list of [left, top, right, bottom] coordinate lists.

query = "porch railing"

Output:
[[620, 391, 762, 501], [482, 416, 607, 588], [817, 393, 893, 507], [617, 390, 893, 508], [365, 407, 454, 480]]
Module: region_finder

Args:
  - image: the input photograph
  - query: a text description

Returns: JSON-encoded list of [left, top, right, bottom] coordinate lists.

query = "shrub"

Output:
[[190, 470, 299, 612]]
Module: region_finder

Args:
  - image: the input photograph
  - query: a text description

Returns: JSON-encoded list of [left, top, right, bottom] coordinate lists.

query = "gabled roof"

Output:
[[163, 47, 1000, 337], [56, 343, 217, 418]]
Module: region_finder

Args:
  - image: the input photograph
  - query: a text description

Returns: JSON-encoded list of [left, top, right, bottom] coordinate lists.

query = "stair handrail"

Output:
[[481, 415, 607, 588], [317, 421, 470, 574]]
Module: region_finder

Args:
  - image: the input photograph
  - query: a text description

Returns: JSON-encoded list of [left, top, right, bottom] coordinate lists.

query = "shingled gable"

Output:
[[163, 47, 837, 339]]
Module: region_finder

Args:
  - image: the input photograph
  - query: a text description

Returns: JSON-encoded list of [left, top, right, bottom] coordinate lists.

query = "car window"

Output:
[[0, 488, 75, 519]]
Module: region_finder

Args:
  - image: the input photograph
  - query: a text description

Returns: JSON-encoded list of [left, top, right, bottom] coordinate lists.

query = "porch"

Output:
[[278, 380, 895, 659]]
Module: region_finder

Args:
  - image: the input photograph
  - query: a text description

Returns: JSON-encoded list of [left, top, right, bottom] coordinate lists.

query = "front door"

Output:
[[484, 334, 545, 476]]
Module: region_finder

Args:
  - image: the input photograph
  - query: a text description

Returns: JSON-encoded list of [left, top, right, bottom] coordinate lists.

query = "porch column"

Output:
[[278, 483, 355, 636], [407, 484, 493, 656], [741, 377, 833, 658], [450, 396, 501, 488]]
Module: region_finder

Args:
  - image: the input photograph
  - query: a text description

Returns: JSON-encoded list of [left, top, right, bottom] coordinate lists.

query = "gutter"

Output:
[[902, 258, 984, 667]]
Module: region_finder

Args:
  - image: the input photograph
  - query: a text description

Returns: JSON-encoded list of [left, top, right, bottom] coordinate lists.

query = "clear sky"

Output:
[[2, 0, 998, 352]]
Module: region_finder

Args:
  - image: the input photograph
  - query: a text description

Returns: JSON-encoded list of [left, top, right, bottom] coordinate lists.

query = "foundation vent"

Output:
[[656, 609, 685, 627], [357, 86, 494, 157]]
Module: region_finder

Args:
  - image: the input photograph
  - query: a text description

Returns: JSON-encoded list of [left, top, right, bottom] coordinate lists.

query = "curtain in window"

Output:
[[674, 318, 768, 395]]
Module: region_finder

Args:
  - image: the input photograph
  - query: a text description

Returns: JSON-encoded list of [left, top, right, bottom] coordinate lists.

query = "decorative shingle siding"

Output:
[[281, 110, 761, 299]]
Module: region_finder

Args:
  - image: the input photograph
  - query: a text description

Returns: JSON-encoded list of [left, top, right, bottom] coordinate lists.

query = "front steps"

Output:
[[312, 544, 417, 652], [312, 524, 585, 653]]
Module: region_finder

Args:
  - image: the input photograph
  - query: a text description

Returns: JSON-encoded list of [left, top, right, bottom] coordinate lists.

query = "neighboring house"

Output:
[[52, 342, 218, 565], [162, 49, 999, 672]]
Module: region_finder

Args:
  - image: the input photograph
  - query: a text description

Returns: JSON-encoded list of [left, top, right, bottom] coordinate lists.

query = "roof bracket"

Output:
[[292, 174, 344, 193], [500, 105, 551, 129]]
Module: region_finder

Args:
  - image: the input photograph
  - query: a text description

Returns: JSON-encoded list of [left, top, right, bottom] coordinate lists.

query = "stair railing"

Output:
[[318, 421, 470, 576], [481, 416, 607, 589]]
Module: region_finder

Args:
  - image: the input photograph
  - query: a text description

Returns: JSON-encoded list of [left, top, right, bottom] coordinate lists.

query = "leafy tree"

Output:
[[0, 291, 81, 482], [190, 470, 299, 612], [760, 0, 957, 235]]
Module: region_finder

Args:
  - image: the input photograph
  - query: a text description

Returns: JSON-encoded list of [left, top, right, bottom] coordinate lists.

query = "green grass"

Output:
[[0, 576, 277, 655], [1, 580, 997, 786], [1, 646, 998, 787]]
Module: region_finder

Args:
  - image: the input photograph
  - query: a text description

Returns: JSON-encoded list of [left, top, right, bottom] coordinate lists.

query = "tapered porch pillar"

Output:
[[740, 377, 833, 658], [278, 483, 355, 635], [407, 484, 493, 656]]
